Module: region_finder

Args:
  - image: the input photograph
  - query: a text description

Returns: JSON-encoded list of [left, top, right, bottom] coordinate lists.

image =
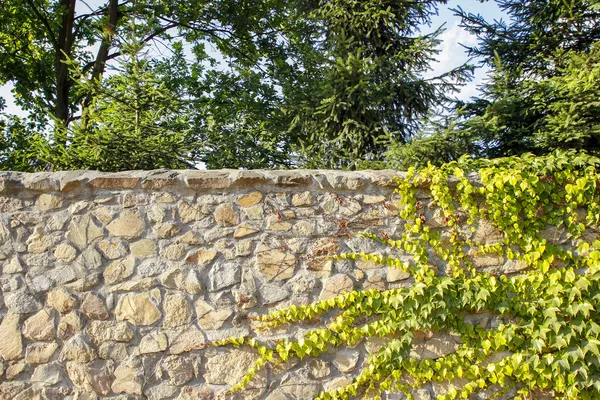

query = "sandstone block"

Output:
[[67, 214, 104, 249], [204, 349, 259, 386], [116, 293, 162, 326], [53, 243, 77, 261], [0, 312, 23, 361], [130, 239, 156, 258], [214, 203, 239, 226], [88, 320, 135, 343], [107, 211, 145, 239], [47, 287, 77, 313], [23, 309, 55, 341], [104, 256, 136, 284], [139, 332, 168, 354], [80, 293, 109, 320], [185, 249, 217, 266], [163, 294, 193, 328], [320, 274, 354, 300], [66, 360, 113, 395], [112, 364, 144, 395], [256, 245, 295, 281], [25, 342, 58, 364], [237, 191, 263, 207]]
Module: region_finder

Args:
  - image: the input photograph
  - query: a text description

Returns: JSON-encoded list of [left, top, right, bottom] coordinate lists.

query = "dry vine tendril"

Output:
[[213, 151, 600, 399]]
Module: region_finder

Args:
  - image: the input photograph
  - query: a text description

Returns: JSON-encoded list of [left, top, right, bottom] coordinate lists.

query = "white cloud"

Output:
[[425, 22, 485, 101]]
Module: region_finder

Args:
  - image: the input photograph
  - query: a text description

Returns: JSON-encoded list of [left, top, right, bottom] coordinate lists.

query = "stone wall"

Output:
[[0, 170, 526, 400]]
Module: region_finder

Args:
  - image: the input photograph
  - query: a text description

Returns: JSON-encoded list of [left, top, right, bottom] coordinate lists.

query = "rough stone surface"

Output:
[[23, 309, 55, 341], [107, 211, 145, 238], [115, 293, 162, 326], [256, 245, 296, 281], [163, 294, 193, 328], [320, 274, 354, 300], [204, 349, 259, 386], [0, 312, 23, 361], [0, 170, 581, 399]]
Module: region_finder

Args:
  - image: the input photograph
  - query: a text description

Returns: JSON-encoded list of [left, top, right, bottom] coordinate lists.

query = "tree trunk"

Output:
[[83, 0, 120, 110], [54, 0, 76, 146]]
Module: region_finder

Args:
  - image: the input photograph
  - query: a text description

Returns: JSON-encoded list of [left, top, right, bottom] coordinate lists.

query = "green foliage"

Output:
[[214, 151, 600, 399], [37, 41, 197, 171], [290, 0, 473, 169], [0, 115, 44, 172], [446, 0, 600, 160]]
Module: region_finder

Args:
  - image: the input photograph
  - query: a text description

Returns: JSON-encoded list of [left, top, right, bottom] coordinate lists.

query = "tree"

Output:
[[451, 0, 600, 158], [36, 38, 197, 171], [0, 0, 474, 170], [287, 0, 473, 169]]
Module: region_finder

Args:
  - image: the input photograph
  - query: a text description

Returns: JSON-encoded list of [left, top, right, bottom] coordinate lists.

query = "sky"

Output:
[[0, 1, 508, 118]]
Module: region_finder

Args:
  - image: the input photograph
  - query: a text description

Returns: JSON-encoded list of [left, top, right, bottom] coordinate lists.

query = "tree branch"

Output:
[[23, 0, 58, 47]]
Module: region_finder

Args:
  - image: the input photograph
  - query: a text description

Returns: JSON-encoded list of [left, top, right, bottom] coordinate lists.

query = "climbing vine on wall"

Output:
[[214, 151, 600, 399]]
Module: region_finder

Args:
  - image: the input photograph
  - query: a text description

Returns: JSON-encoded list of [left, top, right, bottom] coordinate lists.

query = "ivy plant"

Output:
[[213, 150, 600, 400]]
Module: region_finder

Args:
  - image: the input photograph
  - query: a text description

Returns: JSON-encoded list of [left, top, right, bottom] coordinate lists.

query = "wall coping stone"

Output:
[[0, 170, 412, 193]]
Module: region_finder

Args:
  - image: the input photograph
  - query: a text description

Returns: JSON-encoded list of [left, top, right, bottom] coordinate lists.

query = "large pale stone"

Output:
[[0, 312, 23, 361], [130, 239, 156, 258], [54, 243, 77, 261], [204, 349, 259, 386], [80, 293, 109, 320], [23, 309, 55, 341], [107, 211, 145, 239], [209, 262, 240, 291], [87, 321, 135, 343], [104, 256, 136, 284], [163, 294, 193, 328], [234, 223, 260, 238], [160, 267, 203, 295], [66, 360, 113, 395], [309, 359, 330, 379], [280, 374, 320, 399], [178, 201, 207, 223], [292, 191, 315, 206], [387, 267, 410, 282], [139, 332, 168, 354], [98, 238, 128, 259], [180, 230, 203, 245], [60, 334, 98, 363], [260, 284, 290, 305], [214, 203, 239, 226], [67, 214, 104, 248], [159, 355, 194, 385], [99, 342, 128, 361], [256, 245, 295, 281], [333, 350, 359, 373], [25, 342, 59, 364], [31, 364, 63, 385], [3, 256, 24, 274], [237, 191, 263, 207], [320, 274, 354, 300], [116, 293, 162, 326], [167, 326, 206, 355], [411, 333, 461, 360], [185, 249, 217, 266], [161, 244, 188, 260], [5, 290, 42, 313], [47, 287, 77, 313], [266, 215, 292, 231], [156, 222, 181, 238], [112, 364, 144, 395], [57, 312, 83, 339], [195, 300, 233, 330], [27, 228, 53, 253], [242, 205, 264, 220], [474, 220, 504, 245]]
